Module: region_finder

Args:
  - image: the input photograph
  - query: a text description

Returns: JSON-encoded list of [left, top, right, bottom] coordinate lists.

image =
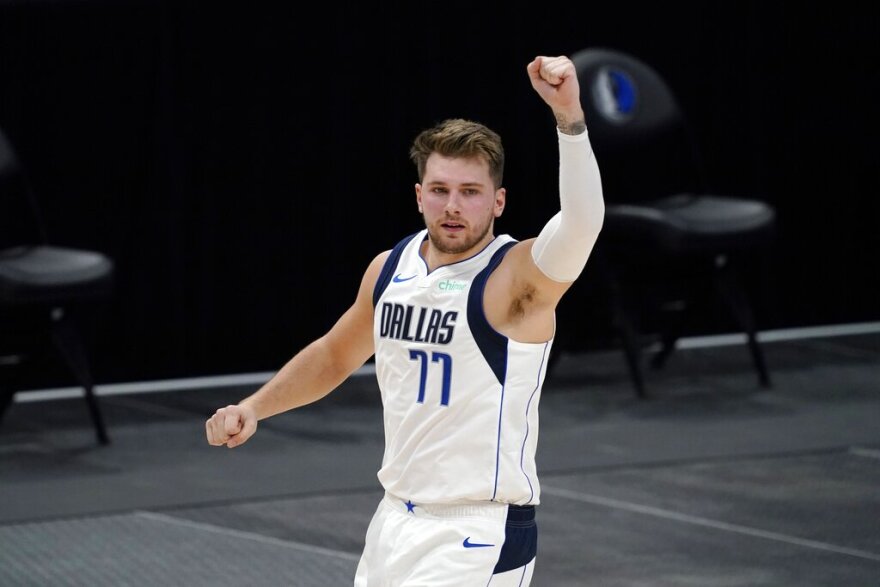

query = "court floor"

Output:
[[1, 330, 878, 586]]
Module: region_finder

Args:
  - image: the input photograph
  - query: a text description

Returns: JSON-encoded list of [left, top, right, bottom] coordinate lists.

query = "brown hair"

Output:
[[409, 118, 505, 189]]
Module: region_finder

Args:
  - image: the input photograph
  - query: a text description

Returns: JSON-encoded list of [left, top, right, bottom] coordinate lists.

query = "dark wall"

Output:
[[1, 1, 877, 385]]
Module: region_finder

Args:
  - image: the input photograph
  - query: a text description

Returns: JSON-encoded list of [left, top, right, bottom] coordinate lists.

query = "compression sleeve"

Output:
[[530, 128, 605, 282]]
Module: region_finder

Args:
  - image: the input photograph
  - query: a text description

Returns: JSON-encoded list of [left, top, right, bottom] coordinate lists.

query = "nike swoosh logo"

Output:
[[392, 273, 417, 283], [462, 537, 494, 548]]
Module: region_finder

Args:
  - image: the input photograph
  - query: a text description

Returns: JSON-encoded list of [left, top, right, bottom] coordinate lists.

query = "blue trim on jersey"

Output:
[[466, 241, 517, 385], [492, 378, 507, 501], [373, 231, 420, 307], [466, 240, 516, 501], [520, 341, 549, 504], [492, 505, 537, 575]]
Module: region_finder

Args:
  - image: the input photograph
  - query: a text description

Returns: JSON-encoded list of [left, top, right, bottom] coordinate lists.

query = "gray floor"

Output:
[[1, 332, 879, 586]]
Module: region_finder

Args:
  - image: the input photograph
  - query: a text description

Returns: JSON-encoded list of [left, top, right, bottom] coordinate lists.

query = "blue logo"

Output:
[[592, 66, 637, 124], [393, 274, 417, 283], [462, 537, 494, 548]]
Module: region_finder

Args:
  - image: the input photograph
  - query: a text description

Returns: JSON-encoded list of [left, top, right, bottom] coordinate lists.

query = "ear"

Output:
[[494, 187, 506, 217], [415, 183, 423, 213]]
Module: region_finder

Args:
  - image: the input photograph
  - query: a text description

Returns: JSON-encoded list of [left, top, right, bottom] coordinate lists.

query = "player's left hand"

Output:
[[527, 55, 583, 123]]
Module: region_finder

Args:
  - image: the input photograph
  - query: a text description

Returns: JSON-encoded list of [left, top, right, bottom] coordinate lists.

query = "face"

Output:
[[415, 154, 505, 258]]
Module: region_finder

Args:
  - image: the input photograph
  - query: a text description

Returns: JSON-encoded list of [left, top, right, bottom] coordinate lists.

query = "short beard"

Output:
[[425, 214, 494, 255]]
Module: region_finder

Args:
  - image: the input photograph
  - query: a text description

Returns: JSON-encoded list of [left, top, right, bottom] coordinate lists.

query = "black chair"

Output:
[[0, 124, 114, 444], [568, 47, 776, 398]]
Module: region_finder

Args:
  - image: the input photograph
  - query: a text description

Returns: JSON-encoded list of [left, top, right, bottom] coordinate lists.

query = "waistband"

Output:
[[506, 503, 536, 523], [383, 492, 534, 522]]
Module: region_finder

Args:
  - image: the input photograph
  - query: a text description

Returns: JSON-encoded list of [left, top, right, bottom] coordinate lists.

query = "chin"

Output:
[[441, 237, 481, 255], [427, 231, 469, 255]]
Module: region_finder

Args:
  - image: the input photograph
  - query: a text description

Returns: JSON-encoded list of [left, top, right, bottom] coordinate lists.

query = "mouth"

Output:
[[440, 221, 465, 233]]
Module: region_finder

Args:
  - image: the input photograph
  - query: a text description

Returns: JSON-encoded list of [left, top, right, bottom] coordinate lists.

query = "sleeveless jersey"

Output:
[[371, 229, 553, 506]]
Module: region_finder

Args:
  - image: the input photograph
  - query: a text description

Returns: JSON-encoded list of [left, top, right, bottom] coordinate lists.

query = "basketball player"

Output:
[[206, 54, 604, 586]]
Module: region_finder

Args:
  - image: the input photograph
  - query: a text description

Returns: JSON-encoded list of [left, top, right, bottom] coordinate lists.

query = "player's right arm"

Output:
[[205, 250, 391, 448]]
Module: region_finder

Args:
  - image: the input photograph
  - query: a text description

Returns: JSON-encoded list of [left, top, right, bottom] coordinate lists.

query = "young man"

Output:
[[206, 54, 604, 586]]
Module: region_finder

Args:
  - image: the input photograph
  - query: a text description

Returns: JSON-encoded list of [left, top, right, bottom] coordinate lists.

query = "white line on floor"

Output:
[[13, 365, 377, 403], [135, 511, 361, 562], [849, 446, 880, 460], [674, 321, 880, 349], [541, 485, 880, 562]]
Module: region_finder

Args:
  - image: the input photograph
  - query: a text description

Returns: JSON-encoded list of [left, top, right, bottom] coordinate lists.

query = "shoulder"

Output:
[[363, 250, 392, 287], [368, 250, 392, 275], [493, 237, 574, 306], [364, 231, 420, 307], [365, 231, 422, 280], [496, 238, 534, 274]]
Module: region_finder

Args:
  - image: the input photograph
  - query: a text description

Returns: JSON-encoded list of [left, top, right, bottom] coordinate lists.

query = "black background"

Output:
[[1, 1, 877, 386]]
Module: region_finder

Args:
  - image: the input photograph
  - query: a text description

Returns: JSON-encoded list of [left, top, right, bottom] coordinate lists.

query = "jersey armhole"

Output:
[[466, 240, 517, 384]]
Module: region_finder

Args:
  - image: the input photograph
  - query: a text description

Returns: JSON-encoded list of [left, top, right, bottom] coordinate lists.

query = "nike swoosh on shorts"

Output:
[[462, 537, 494, 548]]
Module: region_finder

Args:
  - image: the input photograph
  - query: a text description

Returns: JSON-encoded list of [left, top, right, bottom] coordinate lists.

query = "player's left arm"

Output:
[[486, 55, 603, 342], [512, 55, 605, 306]]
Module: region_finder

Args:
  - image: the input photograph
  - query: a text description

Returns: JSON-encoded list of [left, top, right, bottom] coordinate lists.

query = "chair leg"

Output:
[[650, 300, 687, 370], [713, 259, 772, 388], [0, 385, 14, 423], [650, 333, 677, 370], [1, 353, 25, 426], [609, 283, 647, 399], [49, 310, 110, 445]]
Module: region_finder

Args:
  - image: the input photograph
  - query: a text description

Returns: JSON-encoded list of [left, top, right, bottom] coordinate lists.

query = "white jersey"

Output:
[[372, 229, 553, 506]]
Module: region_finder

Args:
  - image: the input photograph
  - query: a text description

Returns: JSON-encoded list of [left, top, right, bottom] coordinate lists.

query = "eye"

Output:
[[463, 189, 480, 196], [431, 187, 449, 194]]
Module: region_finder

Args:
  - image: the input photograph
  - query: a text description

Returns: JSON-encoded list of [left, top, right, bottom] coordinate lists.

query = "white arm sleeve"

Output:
[[531, 128, 605, 282]]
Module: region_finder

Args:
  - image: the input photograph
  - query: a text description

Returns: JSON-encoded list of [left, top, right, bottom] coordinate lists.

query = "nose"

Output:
[[444, 191, 463, 214]]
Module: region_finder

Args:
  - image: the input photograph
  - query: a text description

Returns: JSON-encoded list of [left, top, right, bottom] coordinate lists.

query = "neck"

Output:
[[421, 231, 495, 273]]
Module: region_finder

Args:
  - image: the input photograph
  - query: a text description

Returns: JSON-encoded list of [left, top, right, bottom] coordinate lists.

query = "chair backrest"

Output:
[[571, 47, 702, 203], [572, 47, 683, 149], [0, 125, 47, 248]]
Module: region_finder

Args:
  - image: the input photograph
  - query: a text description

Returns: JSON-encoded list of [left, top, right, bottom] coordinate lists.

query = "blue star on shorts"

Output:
[[405, 500, 416, 513]]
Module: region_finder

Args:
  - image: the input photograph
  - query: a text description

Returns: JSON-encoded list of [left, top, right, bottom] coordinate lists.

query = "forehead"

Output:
[[423, 153, 491, 185]]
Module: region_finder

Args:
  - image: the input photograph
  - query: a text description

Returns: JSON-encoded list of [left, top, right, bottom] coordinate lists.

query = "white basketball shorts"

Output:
[[354, 493, 536, 586]]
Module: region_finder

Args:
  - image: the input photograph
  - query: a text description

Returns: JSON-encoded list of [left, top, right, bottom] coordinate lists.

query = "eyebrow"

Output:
[[425, 180, 487, 188]]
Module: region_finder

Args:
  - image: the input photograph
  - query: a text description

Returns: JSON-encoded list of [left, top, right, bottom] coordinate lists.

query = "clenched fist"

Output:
[[205, 404, 258, 448], [526, 55, 584, 133]]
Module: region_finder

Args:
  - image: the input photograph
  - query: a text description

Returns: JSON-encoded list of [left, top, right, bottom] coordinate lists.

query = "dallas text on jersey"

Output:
[[378, 302, 457, 345]]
